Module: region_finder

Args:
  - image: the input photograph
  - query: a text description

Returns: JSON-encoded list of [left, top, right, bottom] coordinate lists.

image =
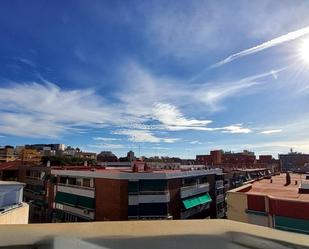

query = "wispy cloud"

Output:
[[89, 143, 124, 149], [190, 140, 202, 145], [92, 137, 121, 141], [211, 26, 309, 68], [222, 124, 251, 134], [112, 129, 179, 143], [260, 129, 282, 134], [153, 102, 212, 128]]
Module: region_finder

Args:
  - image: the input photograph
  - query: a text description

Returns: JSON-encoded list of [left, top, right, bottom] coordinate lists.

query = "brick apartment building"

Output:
[[49, 163, 226, 222], [196, 150, 279, 172]]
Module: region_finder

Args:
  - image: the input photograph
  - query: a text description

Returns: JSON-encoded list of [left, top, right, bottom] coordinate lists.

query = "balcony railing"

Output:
[[216, 194, 225, 204], [215, 180, 224, 189], [180, 203, 210, 219], [180, 183, 209, 198]]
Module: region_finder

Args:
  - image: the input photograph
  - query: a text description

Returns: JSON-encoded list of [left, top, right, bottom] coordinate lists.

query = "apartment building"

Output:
[[0, 181, 29, 224], [18, 166, 53, 223], [226, 173, 309, 234], [50, 163, 225, 222], [279, 151, 309, 172]]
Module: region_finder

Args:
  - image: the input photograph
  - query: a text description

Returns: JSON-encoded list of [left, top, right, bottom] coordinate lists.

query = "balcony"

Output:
[[57, 184, 95, 198], [129, 192, 170, 204], [180, 183, 210, 198], [0, 220, 307, 248], [180, 203, 210, 219], [216, 194, 225, 204], [215, 180, 224, 189]]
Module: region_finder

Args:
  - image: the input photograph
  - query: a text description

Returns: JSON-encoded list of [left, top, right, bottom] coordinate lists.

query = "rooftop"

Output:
[[0, 180, 24, 186], [245, 173, 309, 201]]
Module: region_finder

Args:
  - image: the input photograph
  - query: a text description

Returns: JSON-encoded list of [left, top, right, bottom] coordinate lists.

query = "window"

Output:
[[68, 177, 76, 185], [59, 177, 67, 184], [83, 178, 91, 187], [139, 180, 166, 192], [182, 177, 197, 187], [76, 178, 82, 186], [128, 205, 139, 216], [128, 181, 139, 194], [199, 177, 208, 184], [26, 170, 30, 177], [139, 203, 168, 216]]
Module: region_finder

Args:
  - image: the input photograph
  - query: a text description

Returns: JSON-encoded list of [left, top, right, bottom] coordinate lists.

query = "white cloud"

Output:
[[89, 143, 124, 149], [212, 26, 309, 68], [153, 102, 212, 128], [260, 129, 282, 134], [92, 137, 121, 141], [0, 82, 123, 137], [190, 140, 202, 145], [112, 129, 179, 143], [221, 124, 252, 134]]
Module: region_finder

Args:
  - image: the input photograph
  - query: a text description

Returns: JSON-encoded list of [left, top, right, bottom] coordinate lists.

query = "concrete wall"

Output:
[[0, 203, 29, 224], [226, 190, 249, 223]]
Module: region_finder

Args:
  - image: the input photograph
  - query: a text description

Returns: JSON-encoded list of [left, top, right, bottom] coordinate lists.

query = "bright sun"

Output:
[[300, 39, 309, 64]]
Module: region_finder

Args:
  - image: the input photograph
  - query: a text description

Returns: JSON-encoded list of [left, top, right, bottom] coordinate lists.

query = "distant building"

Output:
[[279, 151, 309, 172], [0, 181, 29, 224], [196, 150, 279, 173], [227, 173, 309, 234], [127, 151, 135, 162], [0, 146, 16, 163], [50, 164, 226, 222], [75, 151, 97, 160], [20, 149, 41, 164], [97, 151, 118, 162]]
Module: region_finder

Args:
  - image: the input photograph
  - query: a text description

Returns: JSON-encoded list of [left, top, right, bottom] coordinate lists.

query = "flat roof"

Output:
[[246, 173, 309, 201], [0, 180, 24, 186], [51, 167, 223, 180]]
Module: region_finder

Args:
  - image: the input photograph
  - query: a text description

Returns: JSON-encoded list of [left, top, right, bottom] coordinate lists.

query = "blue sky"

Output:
[[1, 0, 309, 158]]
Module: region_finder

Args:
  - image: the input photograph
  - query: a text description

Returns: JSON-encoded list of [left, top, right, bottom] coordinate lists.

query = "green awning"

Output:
[[55, 191, 95, 209], [198, 193, 212, 204], [182, 193, 212, 209]]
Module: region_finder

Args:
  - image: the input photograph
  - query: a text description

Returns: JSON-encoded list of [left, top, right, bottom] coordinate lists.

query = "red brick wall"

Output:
[[247, 194, 265, 212], [168, 178, 181, 219], [95, 178, 128, 221], [269, 198, 309, 220]]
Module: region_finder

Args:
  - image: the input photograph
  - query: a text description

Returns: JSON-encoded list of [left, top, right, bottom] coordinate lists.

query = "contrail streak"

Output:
[[211, 26, 309, 68]]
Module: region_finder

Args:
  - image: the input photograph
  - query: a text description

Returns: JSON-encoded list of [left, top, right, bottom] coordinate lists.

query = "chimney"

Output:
[[285, 172, 291, 186], [144, 163, 150, 171], [132, 164, 138, 173]]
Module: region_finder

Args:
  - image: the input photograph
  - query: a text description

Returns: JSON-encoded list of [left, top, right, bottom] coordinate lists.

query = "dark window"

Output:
[[182, 177, 197, 187], [68, 177, 76, 185], [83, 178, 91, 187], [59, 177, 67, 184], [128, 205, 139, 216], [139, 203, 168, 216], [26, 170, 30, 177], [128, 181, 139, 194], [139, 180, 166, 192]]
